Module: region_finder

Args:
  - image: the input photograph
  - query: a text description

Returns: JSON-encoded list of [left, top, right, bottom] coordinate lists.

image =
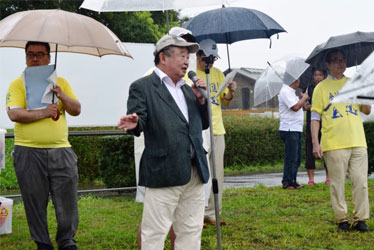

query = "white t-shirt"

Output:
[[278, 84, 304, 132]]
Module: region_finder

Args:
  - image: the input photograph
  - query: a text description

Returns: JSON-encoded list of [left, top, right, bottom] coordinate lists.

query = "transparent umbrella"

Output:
[[254, 57, 309, 106]]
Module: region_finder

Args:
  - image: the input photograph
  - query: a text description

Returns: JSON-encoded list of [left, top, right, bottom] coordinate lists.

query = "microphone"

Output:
[[188, 71, 208, 100]]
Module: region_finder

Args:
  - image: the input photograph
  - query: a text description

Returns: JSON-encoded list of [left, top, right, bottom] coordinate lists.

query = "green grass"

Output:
[[1, 181, 374, 249]]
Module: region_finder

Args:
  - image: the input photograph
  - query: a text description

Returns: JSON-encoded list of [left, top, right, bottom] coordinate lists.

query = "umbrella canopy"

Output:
[[254, 57, 309, 106], [305, 31, 374, 68], [80, 0, 230, 12], [182, 7, 286, 44], [0, 9, 132, 58], [331, 51, 374, 105], [298, 66, 313, 92]]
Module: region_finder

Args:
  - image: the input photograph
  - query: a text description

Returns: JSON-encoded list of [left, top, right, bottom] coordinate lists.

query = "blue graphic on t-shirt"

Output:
[[329, 92, 335, 101], [211, 96, 219, 106], [332, 107, 343, 119], [211, 82, 218, 93], [345, 105, 358, 116]]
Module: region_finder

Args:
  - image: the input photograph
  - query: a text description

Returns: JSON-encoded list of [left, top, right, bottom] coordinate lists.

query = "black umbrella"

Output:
[[305, 31, 374, 68], [182, 6, 286, 69]]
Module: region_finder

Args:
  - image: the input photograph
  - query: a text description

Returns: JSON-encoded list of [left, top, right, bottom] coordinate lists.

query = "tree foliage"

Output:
[[0, 0, 183, 43]]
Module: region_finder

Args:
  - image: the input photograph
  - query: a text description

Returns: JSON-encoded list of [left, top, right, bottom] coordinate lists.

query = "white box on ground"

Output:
[[0, 196, 13, 234]]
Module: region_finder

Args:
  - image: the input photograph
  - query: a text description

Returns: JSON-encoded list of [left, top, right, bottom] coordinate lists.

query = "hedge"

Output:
[[97, 135, 136, 188], [1, 118, 374, 189]]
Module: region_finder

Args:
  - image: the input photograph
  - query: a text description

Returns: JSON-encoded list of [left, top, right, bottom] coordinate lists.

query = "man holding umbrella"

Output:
[[278, 73, 309, 190], [311, 49, 371, 232], [195, 39, 237, 225], [6, 41, 81, 249]]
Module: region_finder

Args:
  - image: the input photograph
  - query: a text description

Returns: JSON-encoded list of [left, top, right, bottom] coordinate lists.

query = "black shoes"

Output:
[[36, 242, 54, 250], [338, 221, 371, 232], [353, 221, 371, 232], [337, 221, 350, 232], [59, 245, 79, 250]]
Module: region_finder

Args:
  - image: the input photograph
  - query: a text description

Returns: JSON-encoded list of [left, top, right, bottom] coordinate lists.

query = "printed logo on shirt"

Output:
[[332, 107, 343, 119], [331, 104, 359, 119], [329, 92, 337, 101], [210, 82, 220, 106], [345, 105, 358, 116]]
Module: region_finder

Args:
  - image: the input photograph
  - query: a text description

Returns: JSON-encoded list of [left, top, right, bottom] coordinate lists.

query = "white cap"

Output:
[[169, 27, 192, 37], [199, 39, 219, 57], [154, 35, 199, 55]]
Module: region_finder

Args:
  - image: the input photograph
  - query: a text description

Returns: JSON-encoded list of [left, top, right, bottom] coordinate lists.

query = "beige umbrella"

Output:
[[0, 9, 132, 58]]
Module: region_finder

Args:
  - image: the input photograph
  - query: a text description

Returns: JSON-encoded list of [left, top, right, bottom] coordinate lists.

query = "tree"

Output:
[[0, 0, 183, 43]]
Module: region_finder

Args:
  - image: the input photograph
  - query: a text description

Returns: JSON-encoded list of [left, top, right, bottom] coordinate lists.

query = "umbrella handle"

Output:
[[52, 109, 60, 121]]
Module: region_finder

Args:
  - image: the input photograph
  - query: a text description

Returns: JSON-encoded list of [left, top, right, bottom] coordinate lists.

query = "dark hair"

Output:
[[181, 33, 196, 43], [154, 45, 174, 65], [25, 41, 50, 55], [312, 67, 327, 76], [197, 50, 205, 57], [325, 49, 345, 63]]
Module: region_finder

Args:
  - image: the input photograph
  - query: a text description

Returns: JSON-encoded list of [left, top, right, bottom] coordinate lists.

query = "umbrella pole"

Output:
[[205, 63, 223, 250], [165, 10, 170, 33], [52, 44, 58, 103], [226, 43, 231, 71]]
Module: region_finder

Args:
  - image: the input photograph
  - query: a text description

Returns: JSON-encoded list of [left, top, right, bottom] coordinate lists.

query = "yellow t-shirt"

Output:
[[6, 76, 78, 148], [311, 77, 367, 152], [197, 67, 228, 135]]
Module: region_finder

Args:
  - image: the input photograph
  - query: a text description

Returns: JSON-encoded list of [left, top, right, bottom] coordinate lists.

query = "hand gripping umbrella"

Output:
[[0, 9, 132, 120], [183, 6, 287, 70]]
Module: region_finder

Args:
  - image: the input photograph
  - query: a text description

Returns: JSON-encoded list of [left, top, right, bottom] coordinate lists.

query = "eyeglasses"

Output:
[[330, 58, 346, 64], [26, 52, 47, 59]]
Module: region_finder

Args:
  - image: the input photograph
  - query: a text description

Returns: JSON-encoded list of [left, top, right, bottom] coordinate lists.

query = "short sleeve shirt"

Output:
[[6, 76, 78, 148]]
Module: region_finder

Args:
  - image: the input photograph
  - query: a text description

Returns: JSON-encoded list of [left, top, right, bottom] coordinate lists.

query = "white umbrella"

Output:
[[254, 57, 309, 106], [80, 0, 231, 12], [0, 9, 132, 58], [331, 51, 374, 105], [80, 0, 232, 31]]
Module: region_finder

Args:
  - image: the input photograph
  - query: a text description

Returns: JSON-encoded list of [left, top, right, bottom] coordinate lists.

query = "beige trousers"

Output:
[[324, 147, 370, 225], [204, 135, 225, 220], [141, 166, 205, 250]]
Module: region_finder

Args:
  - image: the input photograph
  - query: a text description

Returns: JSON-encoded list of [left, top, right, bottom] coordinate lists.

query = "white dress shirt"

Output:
[[154, 67, 189, 122]]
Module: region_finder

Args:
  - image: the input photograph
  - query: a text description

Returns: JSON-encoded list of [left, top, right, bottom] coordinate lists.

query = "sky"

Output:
[[2, 0, 374, 128], [180, 0, 374, 76]]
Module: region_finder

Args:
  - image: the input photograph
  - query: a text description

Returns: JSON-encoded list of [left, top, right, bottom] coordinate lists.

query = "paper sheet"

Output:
[[24, 65, 57, 110], [214, 68, 238, 99]]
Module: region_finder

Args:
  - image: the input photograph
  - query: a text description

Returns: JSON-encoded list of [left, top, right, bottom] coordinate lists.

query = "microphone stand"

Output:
[[203, 55, 222, 250]]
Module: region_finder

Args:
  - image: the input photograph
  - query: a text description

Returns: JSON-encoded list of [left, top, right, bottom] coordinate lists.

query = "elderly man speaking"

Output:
[[118, 35, 210, 250]]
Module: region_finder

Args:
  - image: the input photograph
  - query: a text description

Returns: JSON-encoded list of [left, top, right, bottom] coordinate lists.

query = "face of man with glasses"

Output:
[[325, 51, 346, 77], [26, 44, 50, 67]]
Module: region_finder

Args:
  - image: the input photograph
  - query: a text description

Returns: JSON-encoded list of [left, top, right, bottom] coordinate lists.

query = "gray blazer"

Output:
[[127, 71, 210, 188]]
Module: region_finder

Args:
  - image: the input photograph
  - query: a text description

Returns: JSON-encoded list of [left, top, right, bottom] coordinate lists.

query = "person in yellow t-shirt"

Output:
[[6, 41, 81, 250], [311, 49, 371, 233], [196, 39, 237, 226]]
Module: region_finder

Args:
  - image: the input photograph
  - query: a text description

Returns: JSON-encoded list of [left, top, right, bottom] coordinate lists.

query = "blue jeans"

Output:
[[279, 131, 302, 185]]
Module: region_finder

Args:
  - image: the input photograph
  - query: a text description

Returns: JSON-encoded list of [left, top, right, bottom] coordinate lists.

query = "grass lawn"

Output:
[[1, 181, 374, 250]]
